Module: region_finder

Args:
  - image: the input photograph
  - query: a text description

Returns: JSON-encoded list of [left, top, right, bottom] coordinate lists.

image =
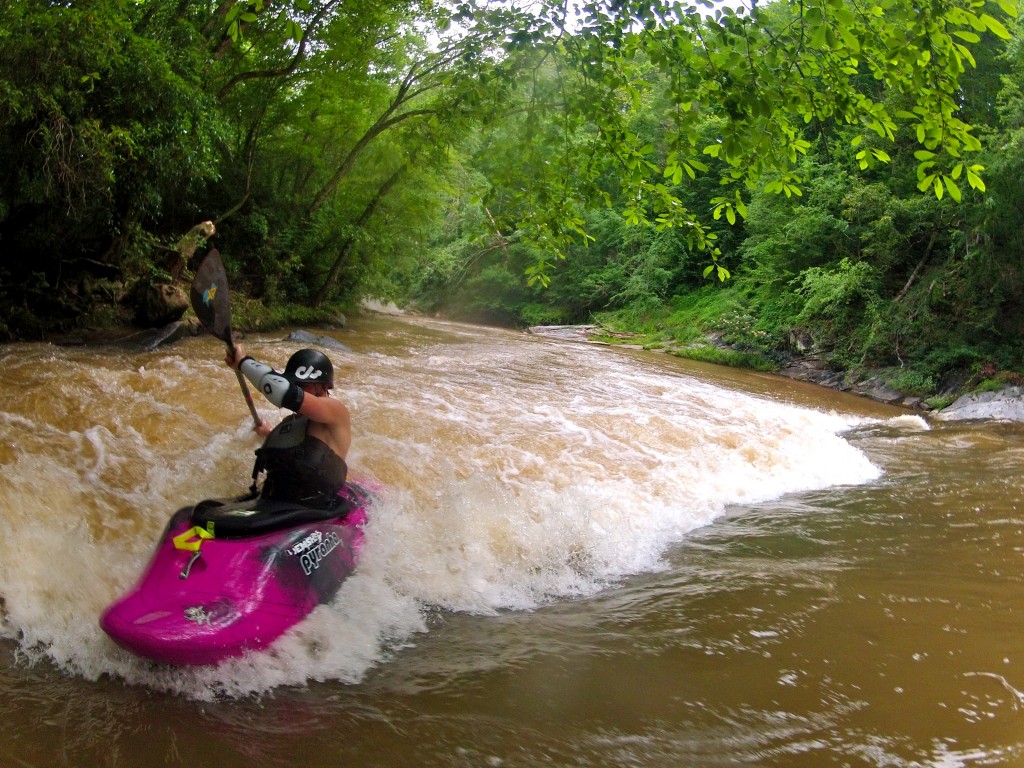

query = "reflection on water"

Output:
[[1, 316, 1023, 766]]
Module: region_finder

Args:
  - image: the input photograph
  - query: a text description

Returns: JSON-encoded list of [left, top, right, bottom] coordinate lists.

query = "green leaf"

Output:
[[840, 26, 861, 53], [995, 0, 1019, 17], [955, 43, 977, 68], [810, 19, 828, 48], [943, 175, 962, 202], [980, 14, 1012, 39], [966, 167, 986, 191], [952, 30, 981, 43]]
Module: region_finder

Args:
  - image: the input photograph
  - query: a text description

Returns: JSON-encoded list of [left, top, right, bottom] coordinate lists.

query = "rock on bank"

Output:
[[934, 387, 1024, 422]]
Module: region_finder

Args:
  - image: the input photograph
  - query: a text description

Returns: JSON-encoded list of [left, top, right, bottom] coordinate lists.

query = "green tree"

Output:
[[0, 0, 222, 336], [444, 0, 1020, 281]]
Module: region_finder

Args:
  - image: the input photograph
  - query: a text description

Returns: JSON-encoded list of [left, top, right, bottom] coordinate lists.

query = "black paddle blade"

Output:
[[190, 249, 233, 346]]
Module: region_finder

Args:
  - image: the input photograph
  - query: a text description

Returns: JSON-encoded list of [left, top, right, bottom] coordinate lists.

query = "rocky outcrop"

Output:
[[934, 387, 1024, 422], [776, 357, 1024, 422], [130, 282, 190, 327], [777, 356, 916, 407], [284, 329, 351, 352], [136, 320, 193, 351]]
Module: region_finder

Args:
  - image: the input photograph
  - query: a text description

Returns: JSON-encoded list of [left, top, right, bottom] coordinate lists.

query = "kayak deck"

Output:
[[100, 483, 371, 666]]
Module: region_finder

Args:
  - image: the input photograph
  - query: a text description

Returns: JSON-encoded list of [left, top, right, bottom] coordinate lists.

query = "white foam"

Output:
[[0, 327, 890, 697], [884, 414, 931, 431]]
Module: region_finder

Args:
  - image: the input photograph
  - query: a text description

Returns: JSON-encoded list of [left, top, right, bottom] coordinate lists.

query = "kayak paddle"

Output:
[[190, 249, 261, 428]]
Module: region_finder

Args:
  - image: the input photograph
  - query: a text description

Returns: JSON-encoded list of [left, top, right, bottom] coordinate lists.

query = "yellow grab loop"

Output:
[[173, 525, 214, 552]]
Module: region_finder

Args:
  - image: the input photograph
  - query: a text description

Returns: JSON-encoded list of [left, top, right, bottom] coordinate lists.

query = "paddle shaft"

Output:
[[228, 340, 262, 429]]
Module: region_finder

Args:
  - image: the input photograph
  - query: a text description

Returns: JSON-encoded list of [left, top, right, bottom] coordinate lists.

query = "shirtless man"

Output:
[[226, 345, 352, 508]]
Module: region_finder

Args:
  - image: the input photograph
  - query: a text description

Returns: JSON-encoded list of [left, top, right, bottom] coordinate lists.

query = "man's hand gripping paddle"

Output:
[[190, 249, 261, 429]]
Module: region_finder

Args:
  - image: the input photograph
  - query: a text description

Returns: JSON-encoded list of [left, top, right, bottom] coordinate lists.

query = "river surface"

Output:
[[1, 314, 1023, 767]]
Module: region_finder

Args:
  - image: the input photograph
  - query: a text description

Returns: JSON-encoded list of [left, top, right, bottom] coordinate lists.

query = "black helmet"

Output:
[[283, 348, 334, 388]]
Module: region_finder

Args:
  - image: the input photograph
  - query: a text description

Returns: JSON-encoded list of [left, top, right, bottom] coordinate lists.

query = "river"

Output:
[[1, 314, 1023, 767]]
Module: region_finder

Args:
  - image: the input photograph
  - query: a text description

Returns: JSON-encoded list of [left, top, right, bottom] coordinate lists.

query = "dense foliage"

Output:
[[404, 4, 1024, 396], [0, 0, 1020, 397]]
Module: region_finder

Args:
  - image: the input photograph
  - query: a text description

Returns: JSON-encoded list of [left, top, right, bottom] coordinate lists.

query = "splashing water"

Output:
[[0, 319, 889, 698]]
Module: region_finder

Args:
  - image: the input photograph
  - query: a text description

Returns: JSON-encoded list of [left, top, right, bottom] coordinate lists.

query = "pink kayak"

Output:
[[100, 482, 373, 666]]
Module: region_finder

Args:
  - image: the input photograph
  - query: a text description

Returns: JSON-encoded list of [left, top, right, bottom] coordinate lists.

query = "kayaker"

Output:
[[226, 345, 352, 509]]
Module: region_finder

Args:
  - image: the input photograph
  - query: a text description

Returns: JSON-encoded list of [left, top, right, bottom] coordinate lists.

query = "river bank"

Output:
[[526, 324, 1024, 423]]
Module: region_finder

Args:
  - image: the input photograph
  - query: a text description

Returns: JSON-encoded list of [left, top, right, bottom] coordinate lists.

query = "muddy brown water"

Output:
[[1, 315, 1023, 767]]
